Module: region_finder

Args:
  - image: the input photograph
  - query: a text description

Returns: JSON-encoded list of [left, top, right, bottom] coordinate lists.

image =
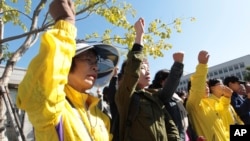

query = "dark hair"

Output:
[[208, 78, 221, 87], [208, 78, 222, 93], [149, 69, 170, 89], [102, 87, 109, 102], [223, 76, 245, 86]]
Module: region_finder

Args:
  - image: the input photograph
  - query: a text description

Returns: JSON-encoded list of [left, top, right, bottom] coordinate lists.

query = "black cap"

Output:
[[223, 76, 245, 86]]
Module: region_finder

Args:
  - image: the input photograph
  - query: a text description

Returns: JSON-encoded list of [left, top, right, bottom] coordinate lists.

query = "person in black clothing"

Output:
[[149, 69, 189, 141], [102, 66, 123, 141], [102, 67, 119, 120], [223, 76, 250, 124]]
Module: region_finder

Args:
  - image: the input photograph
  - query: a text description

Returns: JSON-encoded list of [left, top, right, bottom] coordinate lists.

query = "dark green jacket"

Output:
[[115, 43, 183, 141]]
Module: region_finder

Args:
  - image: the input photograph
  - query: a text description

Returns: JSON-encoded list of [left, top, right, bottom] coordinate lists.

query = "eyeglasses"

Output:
[[76, 58, 98, 66]]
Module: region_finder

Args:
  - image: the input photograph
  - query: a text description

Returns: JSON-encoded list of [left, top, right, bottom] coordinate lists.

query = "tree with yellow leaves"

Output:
[[0, 0, 195, 140]]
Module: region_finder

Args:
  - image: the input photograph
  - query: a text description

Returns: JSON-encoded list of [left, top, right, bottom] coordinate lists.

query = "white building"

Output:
[[0, 66, 34, 141], [0, 65, 26, 88], [177, 54, 250, 92]]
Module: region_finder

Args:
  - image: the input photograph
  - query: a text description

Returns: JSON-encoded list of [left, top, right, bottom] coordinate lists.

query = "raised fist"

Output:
[[173, 52, 184, 63], [222, 86, 233, 98], [49, 0, 75, 24], [198, 50, 209, 64]]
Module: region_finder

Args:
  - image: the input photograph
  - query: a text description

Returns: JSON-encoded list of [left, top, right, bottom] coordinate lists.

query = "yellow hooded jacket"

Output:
[[16, 21, 111, 141]]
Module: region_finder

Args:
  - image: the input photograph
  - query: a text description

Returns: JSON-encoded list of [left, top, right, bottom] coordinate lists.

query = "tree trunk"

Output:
[[0, 7, 8, 141], [0, 95, 8, 141], [2, 85, 25, 141]]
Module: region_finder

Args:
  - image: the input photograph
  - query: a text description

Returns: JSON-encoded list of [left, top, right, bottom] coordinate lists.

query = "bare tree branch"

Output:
[[0, 0, 48, 85], [0, 9, 32, 20], [76, 1, 102, 15]]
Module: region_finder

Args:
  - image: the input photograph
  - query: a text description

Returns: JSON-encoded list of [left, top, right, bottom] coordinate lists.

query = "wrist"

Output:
[[56, 16, 75, 25], [63, 17, 75, 25], [135, 35, 143, 45]]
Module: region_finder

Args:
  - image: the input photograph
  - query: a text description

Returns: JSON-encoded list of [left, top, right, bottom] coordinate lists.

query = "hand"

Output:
[[49, 0, 75, 25], [134, 17, 145, 45], [222, 86, 233, 98], [198, 50, 209, 64], [173, 52, 184, 63]]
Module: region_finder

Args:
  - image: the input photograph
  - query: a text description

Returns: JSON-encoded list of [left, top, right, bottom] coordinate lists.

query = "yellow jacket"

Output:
[[16, 20, 111, 141], [208, 94, 244, 133], [186, 64, 230, 141]]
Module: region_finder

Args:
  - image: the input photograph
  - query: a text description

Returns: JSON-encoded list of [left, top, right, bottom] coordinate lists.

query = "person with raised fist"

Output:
[[16, 0, 119, 141], [115, 17, 184, 141], [186, 50, 234, 141]]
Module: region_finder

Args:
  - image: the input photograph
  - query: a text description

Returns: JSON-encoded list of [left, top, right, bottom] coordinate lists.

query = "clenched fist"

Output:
[[49, 0, 75, 25], [173, 52, 184, 63], [198, 50, 209, 64]]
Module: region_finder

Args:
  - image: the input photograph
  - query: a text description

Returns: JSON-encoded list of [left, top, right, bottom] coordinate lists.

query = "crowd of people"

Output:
[[16, 0, 250, 141]]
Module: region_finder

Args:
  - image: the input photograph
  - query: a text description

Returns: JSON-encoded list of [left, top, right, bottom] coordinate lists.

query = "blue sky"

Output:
[[5, 0, 250, 82], [129, 0, 250, 76]]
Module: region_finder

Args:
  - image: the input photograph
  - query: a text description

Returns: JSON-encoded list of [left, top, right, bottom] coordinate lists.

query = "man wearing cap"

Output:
[[16, 0, 119, 141], [223, 76, 250, 124]]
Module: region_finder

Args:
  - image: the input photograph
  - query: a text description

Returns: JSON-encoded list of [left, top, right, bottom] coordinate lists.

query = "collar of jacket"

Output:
[[64, 84, 99, 109]]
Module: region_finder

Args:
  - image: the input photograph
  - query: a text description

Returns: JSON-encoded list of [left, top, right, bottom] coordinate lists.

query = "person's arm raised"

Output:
[[134, 18, 144, 46]]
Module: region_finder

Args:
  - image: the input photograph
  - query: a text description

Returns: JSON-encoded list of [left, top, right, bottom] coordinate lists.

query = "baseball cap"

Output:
[[223, 76, 245, 86], [76, 41, 119, 87]]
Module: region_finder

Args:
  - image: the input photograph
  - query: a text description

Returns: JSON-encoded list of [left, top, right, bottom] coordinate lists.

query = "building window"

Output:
[[219, 69, 223, 74], [223, 67, 228, 73], [236, 72, 242, 80], [229, 66, 233, 71], [242, 71, 246, 76], [239, 62, 245, 68], [234, 64, 239, 70], [186, 80, 189, 86], [209, 72, 213, 77], [214, 71, 218, 76]]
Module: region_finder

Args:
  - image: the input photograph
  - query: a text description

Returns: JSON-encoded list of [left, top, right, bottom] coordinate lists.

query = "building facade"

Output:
[[0, 65, 33, 141], [177, 54, 250, 92]]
